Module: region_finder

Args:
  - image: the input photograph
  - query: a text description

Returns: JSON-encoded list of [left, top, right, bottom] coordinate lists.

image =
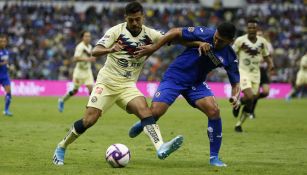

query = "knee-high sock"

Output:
[[5, 93, 11, 111], [63, 90, 77, 102], [207, 118, 222, 158], [58, 119, 87, 148], [142, 116, 164, 150]]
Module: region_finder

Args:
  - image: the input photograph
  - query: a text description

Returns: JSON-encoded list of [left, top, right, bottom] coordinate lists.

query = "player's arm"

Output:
[[229, 83, 241, 108], [92, 42, 123, 57], [0, 60, 8, 65], [263, 55, 274, 71]]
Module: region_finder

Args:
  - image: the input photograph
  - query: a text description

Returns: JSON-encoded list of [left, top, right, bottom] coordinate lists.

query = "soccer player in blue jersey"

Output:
[[129, 22, 241, 167], [0, 34, 13, 116]]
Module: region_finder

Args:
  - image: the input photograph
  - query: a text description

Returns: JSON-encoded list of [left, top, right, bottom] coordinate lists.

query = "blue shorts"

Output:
[[152, 80, 214, 107], [0, 76, 11, 87]]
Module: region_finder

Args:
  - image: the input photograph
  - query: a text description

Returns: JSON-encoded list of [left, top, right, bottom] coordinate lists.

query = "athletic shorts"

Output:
[[72, 73, 94, 89], [240, 74, 260, 95], [87, 82, 143, 114], [296, 71, 307, 86], [152, 80, 214, 107], [0, 76, 11, 87], [260, 67, 270, 85]]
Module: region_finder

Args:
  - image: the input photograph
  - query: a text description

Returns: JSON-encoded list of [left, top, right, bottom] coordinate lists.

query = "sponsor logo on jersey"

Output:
[[188, 27, 195, 32]]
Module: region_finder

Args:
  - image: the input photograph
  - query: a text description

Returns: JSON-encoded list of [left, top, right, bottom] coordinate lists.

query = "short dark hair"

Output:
[[247, 18, 259, 24], [217, 22, 236, 40], [80, 31, 89, 38], [125, 1, 143, 15]]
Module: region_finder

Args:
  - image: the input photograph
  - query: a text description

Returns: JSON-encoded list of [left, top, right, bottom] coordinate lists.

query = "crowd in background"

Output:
[[0, 0, 306, 83]]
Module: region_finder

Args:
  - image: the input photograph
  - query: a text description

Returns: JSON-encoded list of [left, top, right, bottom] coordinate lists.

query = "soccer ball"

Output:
[[105, 143, 131, 168]]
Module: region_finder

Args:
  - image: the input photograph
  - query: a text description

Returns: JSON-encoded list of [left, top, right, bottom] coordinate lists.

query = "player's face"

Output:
[[213, 31, 232, 50], [83, 32, 91, 44], [0, 37, 7, 49], [247, 23, 257, 38], [125, 11, 144, 34]]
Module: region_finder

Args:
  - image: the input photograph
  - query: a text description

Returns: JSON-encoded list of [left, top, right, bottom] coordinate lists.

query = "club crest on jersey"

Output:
[[155, 92, 161, 97], [91, 96, 98, 103], [188, 27, 195, 32]]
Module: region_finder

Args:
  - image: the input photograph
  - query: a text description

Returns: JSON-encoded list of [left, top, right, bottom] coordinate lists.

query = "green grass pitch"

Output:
[[0, 97, 306, 175]]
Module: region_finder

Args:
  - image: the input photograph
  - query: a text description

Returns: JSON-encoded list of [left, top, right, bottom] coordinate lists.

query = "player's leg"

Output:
[[3, 83, 13, 116], [184, 82, 226, 167], [251, 83, 269, 118], [53, 107, 102, 165], [120, 87, 183, 159], [58, 78, 81, 112], [53, 83, 114, 165], [128, 81, 181, 138], [235, 87, 254, 132]]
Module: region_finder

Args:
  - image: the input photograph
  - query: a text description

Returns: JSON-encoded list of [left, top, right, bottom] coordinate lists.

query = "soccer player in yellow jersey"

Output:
[[232, 19, 274, 132], [287, 53, 307, 99], [53, 1, 183, 165], [58, 31, 96, 112]]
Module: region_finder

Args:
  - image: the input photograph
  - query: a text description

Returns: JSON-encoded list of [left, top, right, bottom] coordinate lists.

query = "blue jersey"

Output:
[[0, 49, 10, 78], [163, 27, 239, 86]]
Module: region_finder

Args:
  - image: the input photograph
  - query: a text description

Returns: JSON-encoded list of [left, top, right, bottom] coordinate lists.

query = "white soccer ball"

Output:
[[105, 143, 131, 168]]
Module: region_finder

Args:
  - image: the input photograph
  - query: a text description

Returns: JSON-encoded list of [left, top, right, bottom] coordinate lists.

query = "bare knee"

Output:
[[206, 105, 220, 120], [83, 108, 101, 128]]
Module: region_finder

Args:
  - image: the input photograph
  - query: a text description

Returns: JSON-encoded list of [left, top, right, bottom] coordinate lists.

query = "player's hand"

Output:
[[110, 41, 124, 53], [229, 96, 240, 109], [134, 44, 155, 59], [88, 57, 96, 62], [198, 42, 212, 56]]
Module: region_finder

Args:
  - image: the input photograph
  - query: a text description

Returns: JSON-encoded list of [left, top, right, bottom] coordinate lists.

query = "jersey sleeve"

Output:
[[73, 44, 83, 58], [232, 37, 241, 54], [261, 38, 270, 57], [225, 50, 240, 84], [181, 26, 206, 41], [147, 28, 164, 43], [96, 26, 119, 48]]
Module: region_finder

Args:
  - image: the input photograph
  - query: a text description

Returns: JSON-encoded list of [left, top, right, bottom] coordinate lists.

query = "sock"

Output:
[[58, 119, 87, 149], [142, 116, 164, 150], [5, 93, 11, 111], [236, 111, 249, 126], [259, 92, 268, 98], [207, 118, 222, 158], [63, 90, 77, 102], [251, 98, 258, 114]]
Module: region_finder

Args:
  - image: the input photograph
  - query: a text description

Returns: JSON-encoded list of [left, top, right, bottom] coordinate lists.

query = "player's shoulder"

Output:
[[257, 35, 268, 43], [143, 25, 162, 34], [235, 34, 247, 42], [106, 23, 126, 34]]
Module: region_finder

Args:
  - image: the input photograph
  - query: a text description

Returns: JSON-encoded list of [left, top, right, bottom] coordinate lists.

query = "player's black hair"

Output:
[[80, 31, 89, 38], [247, 18, 259, 24], [217, 22, 236, 40], [125, 1, 143, 15]]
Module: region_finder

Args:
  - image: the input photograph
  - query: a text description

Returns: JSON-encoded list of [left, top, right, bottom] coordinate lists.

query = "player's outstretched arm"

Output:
[[134, 28, 183, 58], [92, 42, 123, 57], [229, 83, 241, 109], [264, 55, 274, 72]]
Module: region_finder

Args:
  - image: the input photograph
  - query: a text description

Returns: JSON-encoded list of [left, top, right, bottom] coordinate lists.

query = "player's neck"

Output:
[[247, 35, 257, 43], [126, 27, 142, 37]]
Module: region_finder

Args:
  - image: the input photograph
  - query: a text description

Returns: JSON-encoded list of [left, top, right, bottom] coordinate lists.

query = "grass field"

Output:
[[0, 97, 306, 175]]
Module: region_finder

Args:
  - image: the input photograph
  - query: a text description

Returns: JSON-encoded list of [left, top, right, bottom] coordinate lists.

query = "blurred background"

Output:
[[0, 0, 306, 85]]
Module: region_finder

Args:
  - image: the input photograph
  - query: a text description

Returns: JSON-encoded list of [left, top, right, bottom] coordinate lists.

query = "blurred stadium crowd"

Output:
[[0, 0, 306, 83]]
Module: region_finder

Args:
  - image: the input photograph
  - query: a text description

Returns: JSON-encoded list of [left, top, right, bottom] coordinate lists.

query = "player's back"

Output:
[[163, 27, 237, 86], [95, 22, 163, 86], [0, 49, 9, 78]]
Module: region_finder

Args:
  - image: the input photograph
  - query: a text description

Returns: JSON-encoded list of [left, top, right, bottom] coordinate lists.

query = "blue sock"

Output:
[[141, 116, 156, 128], [207, 118, 222, 158], [5, 93, 11, 111]]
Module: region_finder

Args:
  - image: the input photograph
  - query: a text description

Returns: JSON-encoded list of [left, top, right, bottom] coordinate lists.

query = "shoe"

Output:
[[53, 146, 65, 165], [250, 113, 256, 119], [157, 135, 183, 160], [58, 98, 64, 112], [232, 104, 241, 118], [210, 156, 227, 167], [129, 121, 143, 138], [3, 110, 13, 116], [234, 125, 243, 132]]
